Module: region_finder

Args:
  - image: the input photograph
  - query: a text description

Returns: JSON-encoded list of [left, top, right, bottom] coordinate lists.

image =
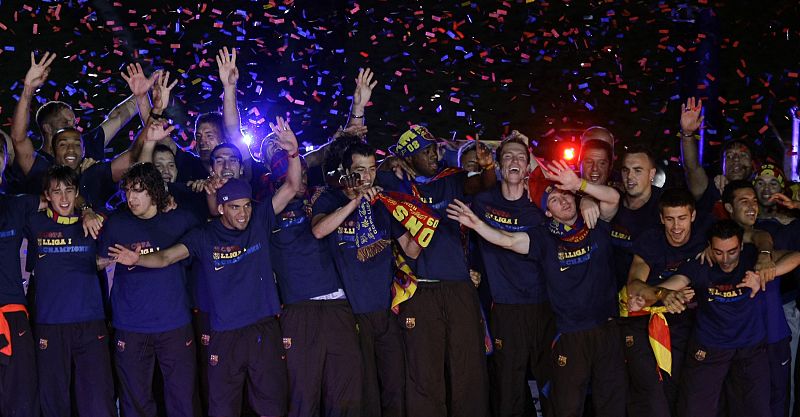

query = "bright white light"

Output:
[[242, 134, 253, 146], [305, 145, 315, 153]]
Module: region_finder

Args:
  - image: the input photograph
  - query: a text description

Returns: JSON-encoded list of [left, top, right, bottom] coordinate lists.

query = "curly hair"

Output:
[[121, 162, 170, 212]]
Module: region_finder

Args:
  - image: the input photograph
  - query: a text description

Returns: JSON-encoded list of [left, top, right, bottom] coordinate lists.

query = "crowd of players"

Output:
[[1, 47, 800, 417]]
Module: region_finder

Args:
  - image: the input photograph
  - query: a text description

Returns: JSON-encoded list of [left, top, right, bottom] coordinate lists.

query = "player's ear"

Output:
[[217, 204, 224, 216]]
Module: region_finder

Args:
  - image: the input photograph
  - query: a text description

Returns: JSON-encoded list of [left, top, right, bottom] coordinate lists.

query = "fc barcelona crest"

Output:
[[209, 354, 219, 366], [283, 338, 292, 349], [557, 355, 568, 367], [201, 334, 210, 346], [694, 349, 707, 361], [405, 317, 416, 329], [116, 340, 126, 352], [494, 338, 503, 350], [625, 335, 634, 347], [39, 338, 48, 350]]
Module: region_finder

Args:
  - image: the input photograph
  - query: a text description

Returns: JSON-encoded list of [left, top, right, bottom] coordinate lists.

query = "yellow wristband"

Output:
[[579, 179, 588, 193]]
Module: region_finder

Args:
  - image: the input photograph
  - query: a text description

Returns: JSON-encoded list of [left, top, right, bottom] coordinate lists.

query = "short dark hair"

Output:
[[323, 134, 364, 175], [51, 127, 83, 154], [194, 112, 227, 140], [153, 144, 175, 158], [580, 140, 612, 162], [121, 163, 170, 212], [709, 219, 744, 244], [622, 144, 656, 167], [342, 142, 376, 171], [35, 101, 72, 134], [209, 143, 242, 165], [719, 139, 754, 166], [495, 138, 529, 164], [43, 165, 79, 191], [722, 180, 755, 206], [658, 187, 696, 213]]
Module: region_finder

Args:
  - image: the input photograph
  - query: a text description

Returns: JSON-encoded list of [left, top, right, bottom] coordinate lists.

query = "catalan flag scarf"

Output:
[[618, 287, 672, 376]]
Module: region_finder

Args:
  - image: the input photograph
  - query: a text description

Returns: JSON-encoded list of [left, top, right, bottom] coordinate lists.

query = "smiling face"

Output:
[[580, 148, 611, 185], [218, 198, 252, 231], [153, 149, 178, 184], [211, 147, 243, 180], [499, 142, 529, 185], [711, 235, 743, 273], [621, 153, 655, 198], [409, 144, 439, 177], [52, 130, 84, 170], [45, 179, 78, 216], [754, 174, 783, 207], [722, 145, 753, 181], [347, 153, 377, 188], [660, 205, 696, 247], [725, 187, 759, 227]]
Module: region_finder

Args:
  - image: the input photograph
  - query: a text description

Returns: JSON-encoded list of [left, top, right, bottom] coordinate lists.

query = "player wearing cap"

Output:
[[469, 137, 555, 417], [448, 159, 624, 417], [377, 125, 496, 417], [110, 117, 300, 417]]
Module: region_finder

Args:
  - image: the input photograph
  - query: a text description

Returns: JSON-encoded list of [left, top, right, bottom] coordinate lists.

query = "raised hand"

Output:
[[108, 243, 141, 266], [352, 68, 377, 110], [25, 51, 57, 90], [332, 125, 369, 140], [680, 97, 703, 136], [216, 46, 239, 88], [151, 70, 178, 112], [339, 172, 364, 192], [143, 118, 175, 142], [543, 159, 582, 191], [268, 116, 298, 155], [446, 199, 481, 230], [359, 185, 383, 202], [122, 63, 159, 98]]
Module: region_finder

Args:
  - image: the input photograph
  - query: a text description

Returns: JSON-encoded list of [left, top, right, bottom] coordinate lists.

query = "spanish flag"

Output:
[[619, 287, 672, 376]]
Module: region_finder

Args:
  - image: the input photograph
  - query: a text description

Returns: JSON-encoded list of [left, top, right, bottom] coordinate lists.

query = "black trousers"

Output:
[[397, 280, 490, 417], [206, 317, 287, 417], [35, 320, 115, 417], [114, 323, 200, 417], [356, 309, 405, 417], [678, 339, 770, 417], [0, 310, 38, 416], [282, 300, 362, 417], [550, 320, 626, 417], [489, 302, 555, 417], [619, 315, 670, 417]]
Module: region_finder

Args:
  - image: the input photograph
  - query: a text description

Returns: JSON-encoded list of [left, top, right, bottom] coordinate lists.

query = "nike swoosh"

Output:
[[214, 266, 224, 271], [18, 330, 26, 336], [128, 266, 136, 271], [38, 254, 46, 259], [560, 267, 570, 272], [97, 335, 106, 340], [186, 339, 193, 347], [782, 359, 790, 366]]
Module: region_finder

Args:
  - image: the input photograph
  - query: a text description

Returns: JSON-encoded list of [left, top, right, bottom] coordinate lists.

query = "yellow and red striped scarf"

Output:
[[619, 287, 672, 376]]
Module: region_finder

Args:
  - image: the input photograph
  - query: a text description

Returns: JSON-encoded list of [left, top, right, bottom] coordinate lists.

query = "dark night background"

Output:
[[0, 0, 798, 173]]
